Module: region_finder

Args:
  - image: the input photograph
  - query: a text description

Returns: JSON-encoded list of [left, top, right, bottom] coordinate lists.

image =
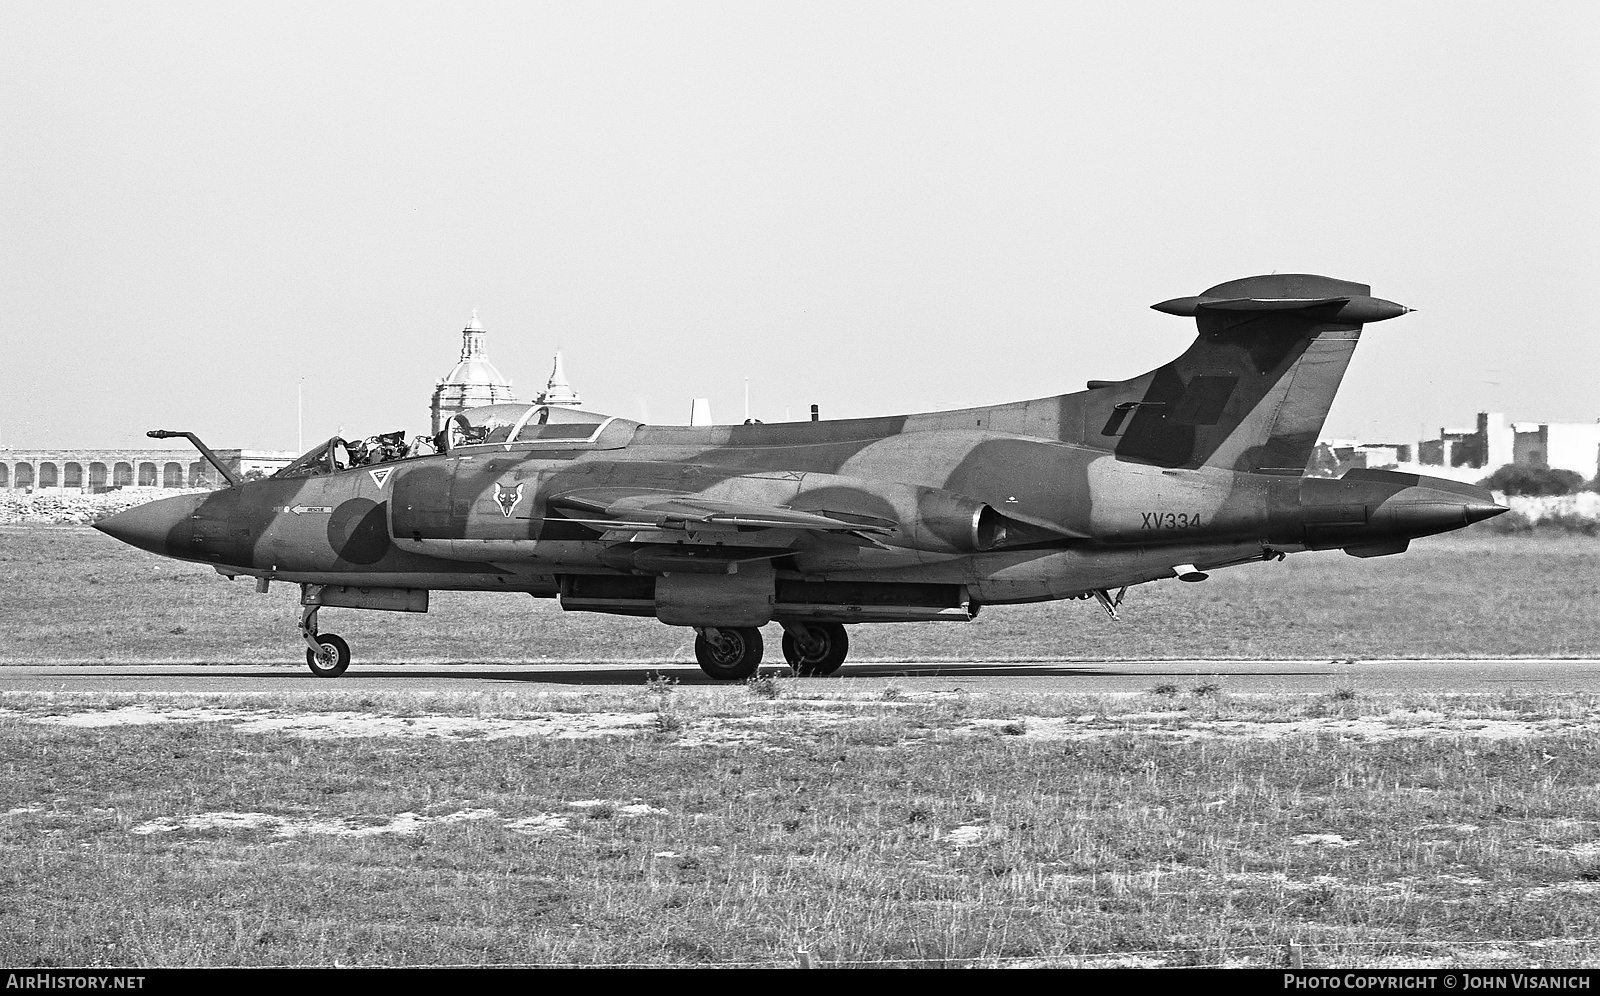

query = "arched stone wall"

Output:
[[3, 448, 270, 490]]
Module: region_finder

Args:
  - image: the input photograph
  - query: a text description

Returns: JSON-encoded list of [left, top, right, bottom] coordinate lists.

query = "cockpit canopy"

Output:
[[272, 405, 637, 479], [440, 404, 629, 450], [273, 437, 355, 479], [274, 430, 416, 479]]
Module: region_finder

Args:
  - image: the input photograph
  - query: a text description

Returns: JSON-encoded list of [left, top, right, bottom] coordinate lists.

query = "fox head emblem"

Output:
[[495, 482, 525, 518]]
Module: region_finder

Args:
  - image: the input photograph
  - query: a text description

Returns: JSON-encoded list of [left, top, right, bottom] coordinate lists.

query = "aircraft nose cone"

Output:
[[94, 493, 205, 556]]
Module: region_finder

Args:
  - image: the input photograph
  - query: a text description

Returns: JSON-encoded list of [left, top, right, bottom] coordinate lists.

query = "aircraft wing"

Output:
[[547, 488, 898, 536]]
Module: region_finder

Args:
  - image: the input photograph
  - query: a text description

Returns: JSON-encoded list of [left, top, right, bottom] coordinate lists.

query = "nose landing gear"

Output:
[[299, 603, 351, 678]]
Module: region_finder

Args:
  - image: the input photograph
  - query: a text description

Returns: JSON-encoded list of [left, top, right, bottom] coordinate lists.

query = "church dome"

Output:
[[440, 357, 511, 387], [430, 310, 518, 434]]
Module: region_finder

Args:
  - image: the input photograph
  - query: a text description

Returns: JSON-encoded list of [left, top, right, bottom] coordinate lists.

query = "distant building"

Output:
[[1416, 413, 1511, 471], [1416, 412, 1599, 480], [1313, 440, 1413, 477], [1511, 421, 1600, 478], [0, 448, 294, 493], [429, 312, 583, 432], [1356, 443, 1412, 467], [7, 312, 581, 492], [430, 310, 517, 435]]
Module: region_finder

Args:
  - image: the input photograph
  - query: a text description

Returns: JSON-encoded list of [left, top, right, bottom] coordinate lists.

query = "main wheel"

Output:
[[305, 633, 351, 678], [694, 627, 763, 681], [782, 622, 849, 676]]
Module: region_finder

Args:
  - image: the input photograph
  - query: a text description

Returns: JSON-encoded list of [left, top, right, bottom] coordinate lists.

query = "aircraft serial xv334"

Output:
[[97, 274, 1505, 679]]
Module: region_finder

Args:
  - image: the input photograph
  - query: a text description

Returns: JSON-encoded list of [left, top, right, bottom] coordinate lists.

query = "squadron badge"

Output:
[[495, 482, 525, 518], [368, 467, 394, 489]]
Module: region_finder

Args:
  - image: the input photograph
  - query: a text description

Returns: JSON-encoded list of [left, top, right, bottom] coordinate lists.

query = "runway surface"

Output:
[[2, 658, 1597, 694]]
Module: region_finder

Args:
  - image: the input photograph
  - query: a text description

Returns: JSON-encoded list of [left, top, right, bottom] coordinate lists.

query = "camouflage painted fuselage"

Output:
[[97, 274, 1504, 634]]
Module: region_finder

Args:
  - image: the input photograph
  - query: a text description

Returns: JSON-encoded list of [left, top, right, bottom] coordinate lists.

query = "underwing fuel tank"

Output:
[[1268, 469, 1506, 556]]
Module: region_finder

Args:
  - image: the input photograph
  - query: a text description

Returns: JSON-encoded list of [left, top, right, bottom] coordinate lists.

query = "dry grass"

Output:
[[3, 686, 1600, 967], [2, 525, 1598, 663]]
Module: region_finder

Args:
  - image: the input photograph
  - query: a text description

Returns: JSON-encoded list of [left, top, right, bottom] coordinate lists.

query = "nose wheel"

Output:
[[306, 634, 351, 678], [299, 604, 351, 678], [781, 622, 849, 676], [694, 627, 763, 681]]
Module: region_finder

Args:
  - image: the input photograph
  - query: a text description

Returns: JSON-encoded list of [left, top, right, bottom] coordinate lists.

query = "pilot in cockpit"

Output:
[[435, 413, 490, 454]]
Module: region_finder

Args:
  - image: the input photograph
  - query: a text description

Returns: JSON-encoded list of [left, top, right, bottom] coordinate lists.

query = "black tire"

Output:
[[694, 627, 763, 681], [305, 633, 351, 678], [781, 622, 848, 676]]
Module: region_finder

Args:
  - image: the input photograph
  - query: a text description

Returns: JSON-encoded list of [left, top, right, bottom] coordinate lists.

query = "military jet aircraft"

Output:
[[96, 273, 1505, 679]]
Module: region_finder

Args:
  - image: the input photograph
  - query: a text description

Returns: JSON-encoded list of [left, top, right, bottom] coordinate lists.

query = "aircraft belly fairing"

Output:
[[95, 273, 1506, 680]]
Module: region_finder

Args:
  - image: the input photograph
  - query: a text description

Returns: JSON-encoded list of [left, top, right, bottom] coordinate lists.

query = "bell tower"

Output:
[[535, 351, 582, 408]]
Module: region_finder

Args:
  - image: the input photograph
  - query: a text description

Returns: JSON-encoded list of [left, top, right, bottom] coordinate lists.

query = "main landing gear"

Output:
[[694, 626, 763, 681], [692, 622, 852, 681], [780, 622, 848, 676], [299, 603, 351, 678]]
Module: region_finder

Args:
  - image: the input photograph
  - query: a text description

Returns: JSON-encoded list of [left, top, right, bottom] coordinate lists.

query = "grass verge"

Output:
[[3, 685, 1599, 967]]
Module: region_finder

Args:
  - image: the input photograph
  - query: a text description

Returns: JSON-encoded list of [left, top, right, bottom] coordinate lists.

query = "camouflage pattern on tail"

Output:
[[1068, 274, 1409, 474]]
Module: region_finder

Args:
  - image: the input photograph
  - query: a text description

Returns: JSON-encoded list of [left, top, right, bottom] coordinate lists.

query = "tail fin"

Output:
[[1079, 274, 1409, 474]]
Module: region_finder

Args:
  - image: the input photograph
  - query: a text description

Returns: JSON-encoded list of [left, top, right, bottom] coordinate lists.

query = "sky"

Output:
[[2, 1, 1595, 451]]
